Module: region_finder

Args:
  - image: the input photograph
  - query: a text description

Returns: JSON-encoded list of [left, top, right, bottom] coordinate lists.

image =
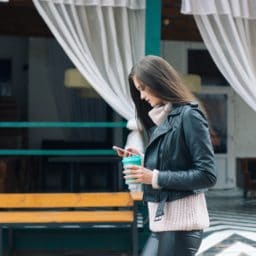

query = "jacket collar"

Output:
[[168, 104, 184, 116]]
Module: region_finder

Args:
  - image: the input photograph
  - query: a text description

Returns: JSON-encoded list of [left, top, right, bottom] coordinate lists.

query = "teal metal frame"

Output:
[[145, 0, 161, 56], [0, 121, 126, 155], [0, 121, 126, 128]]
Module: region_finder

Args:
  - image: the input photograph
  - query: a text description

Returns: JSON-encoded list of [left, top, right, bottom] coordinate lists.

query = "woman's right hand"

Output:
[[123, 147, 141, 157], [113, 146, 141, 158]]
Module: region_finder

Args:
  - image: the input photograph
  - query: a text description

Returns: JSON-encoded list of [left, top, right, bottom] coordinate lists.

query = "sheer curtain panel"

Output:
[[182, 0, 256, 112], [32, 0, 145, 151]]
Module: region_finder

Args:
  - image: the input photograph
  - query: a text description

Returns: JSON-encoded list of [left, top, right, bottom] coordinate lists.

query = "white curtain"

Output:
[[182, 0, 256, 112], [32, 0, 145, 151]]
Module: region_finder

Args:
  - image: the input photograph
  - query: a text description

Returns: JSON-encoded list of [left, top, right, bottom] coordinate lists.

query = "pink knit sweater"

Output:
[[147, 103, 210, 232], [148, 193, 209, 232]]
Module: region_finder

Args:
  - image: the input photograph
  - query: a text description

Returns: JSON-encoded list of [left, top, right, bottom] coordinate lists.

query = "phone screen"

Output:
[[112, 146, 125, 152]]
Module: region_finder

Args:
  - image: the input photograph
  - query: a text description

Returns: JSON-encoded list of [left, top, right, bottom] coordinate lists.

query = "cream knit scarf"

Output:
[[148, 103, 172, 126]]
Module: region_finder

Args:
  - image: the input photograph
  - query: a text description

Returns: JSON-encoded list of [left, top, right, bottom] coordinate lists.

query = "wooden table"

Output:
[[130, 191, 143, 201]]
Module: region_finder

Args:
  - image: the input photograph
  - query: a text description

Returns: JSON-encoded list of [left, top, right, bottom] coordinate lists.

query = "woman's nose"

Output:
[[140, 91, 145, 100]]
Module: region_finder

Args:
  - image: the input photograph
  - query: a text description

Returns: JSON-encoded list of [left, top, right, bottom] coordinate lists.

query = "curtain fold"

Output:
[[40, 0, 145, 9], [181, 0, 256, 112], [32, 0, 145, 152], [182, 0, 256, 18]]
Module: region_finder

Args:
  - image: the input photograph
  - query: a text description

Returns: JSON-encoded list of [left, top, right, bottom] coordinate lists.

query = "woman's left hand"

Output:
[[123, 166, 153, 184]]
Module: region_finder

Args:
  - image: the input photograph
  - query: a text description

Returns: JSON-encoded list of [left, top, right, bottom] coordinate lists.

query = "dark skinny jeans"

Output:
[[141, 230, 203, 256]]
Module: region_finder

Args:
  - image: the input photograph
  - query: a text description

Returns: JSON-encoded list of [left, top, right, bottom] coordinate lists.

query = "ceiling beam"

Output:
[[0, 0, 33, 6], [0, 0, 202, 41], [0, 1, 52, 37], [161, 0, 202, 41]]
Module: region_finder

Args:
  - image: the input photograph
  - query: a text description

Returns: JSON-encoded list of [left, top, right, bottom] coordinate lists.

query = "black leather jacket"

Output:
[[143, 103, 217, 219]]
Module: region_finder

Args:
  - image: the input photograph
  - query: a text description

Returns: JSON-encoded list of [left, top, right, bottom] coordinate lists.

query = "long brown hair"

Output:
[[129, 55, 196, 132]]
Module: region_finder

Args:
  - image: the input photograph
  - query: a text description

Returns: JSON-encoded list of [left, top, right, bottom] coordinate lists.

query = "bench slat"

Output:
[[0, 211, 134, 224], [0, 192, 133, 208]]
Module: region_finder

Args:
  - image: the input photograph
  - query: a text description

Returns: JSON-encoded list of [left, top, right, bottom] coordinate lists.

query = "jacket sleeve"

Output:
[[157, 108, 217, 191]]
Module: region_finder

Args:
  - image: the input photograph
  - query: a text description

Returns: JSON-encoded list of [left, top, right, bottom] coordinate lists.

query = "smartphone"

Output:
[[112, 145, 135, 155]]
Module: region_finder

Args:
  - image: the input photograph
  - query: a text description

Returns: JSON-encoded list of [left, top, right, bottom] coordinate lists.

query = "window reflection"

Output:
[[197, 94, 227, 154]]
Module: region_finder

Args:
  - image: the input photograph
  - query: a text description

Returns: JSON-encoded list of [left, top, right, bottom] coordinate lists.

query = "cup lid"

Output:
[[122, 155, 141, 164]]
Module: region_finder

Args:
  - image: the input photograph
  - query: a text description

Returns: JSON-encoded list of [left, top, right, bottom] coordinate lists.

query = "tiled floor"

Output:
[[13, 189, 256, 256], [198, 189, 256, 256]]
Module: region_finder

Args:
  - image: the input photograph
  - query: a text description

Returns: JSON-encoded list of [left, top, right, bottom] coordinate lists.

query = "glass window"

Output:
[[188, 50, 229, 86], [197, 94, 227, 153]]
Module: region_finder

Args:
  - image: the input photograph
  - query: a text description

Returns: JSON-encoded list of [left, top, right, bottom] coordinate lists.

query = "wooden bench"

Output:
[[0, 192, 140, 255]]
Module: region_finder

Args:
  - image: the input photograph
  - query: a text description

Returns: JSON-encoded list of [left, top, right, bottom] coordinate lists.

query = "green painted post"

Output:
[[142, 1, 162, 249], [145, 0, 161, 55]]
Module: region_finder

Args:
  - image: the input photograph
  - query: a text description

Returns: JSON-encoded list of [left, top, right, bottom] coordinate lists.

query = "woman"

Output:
[[116, 55, 217, 256]]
